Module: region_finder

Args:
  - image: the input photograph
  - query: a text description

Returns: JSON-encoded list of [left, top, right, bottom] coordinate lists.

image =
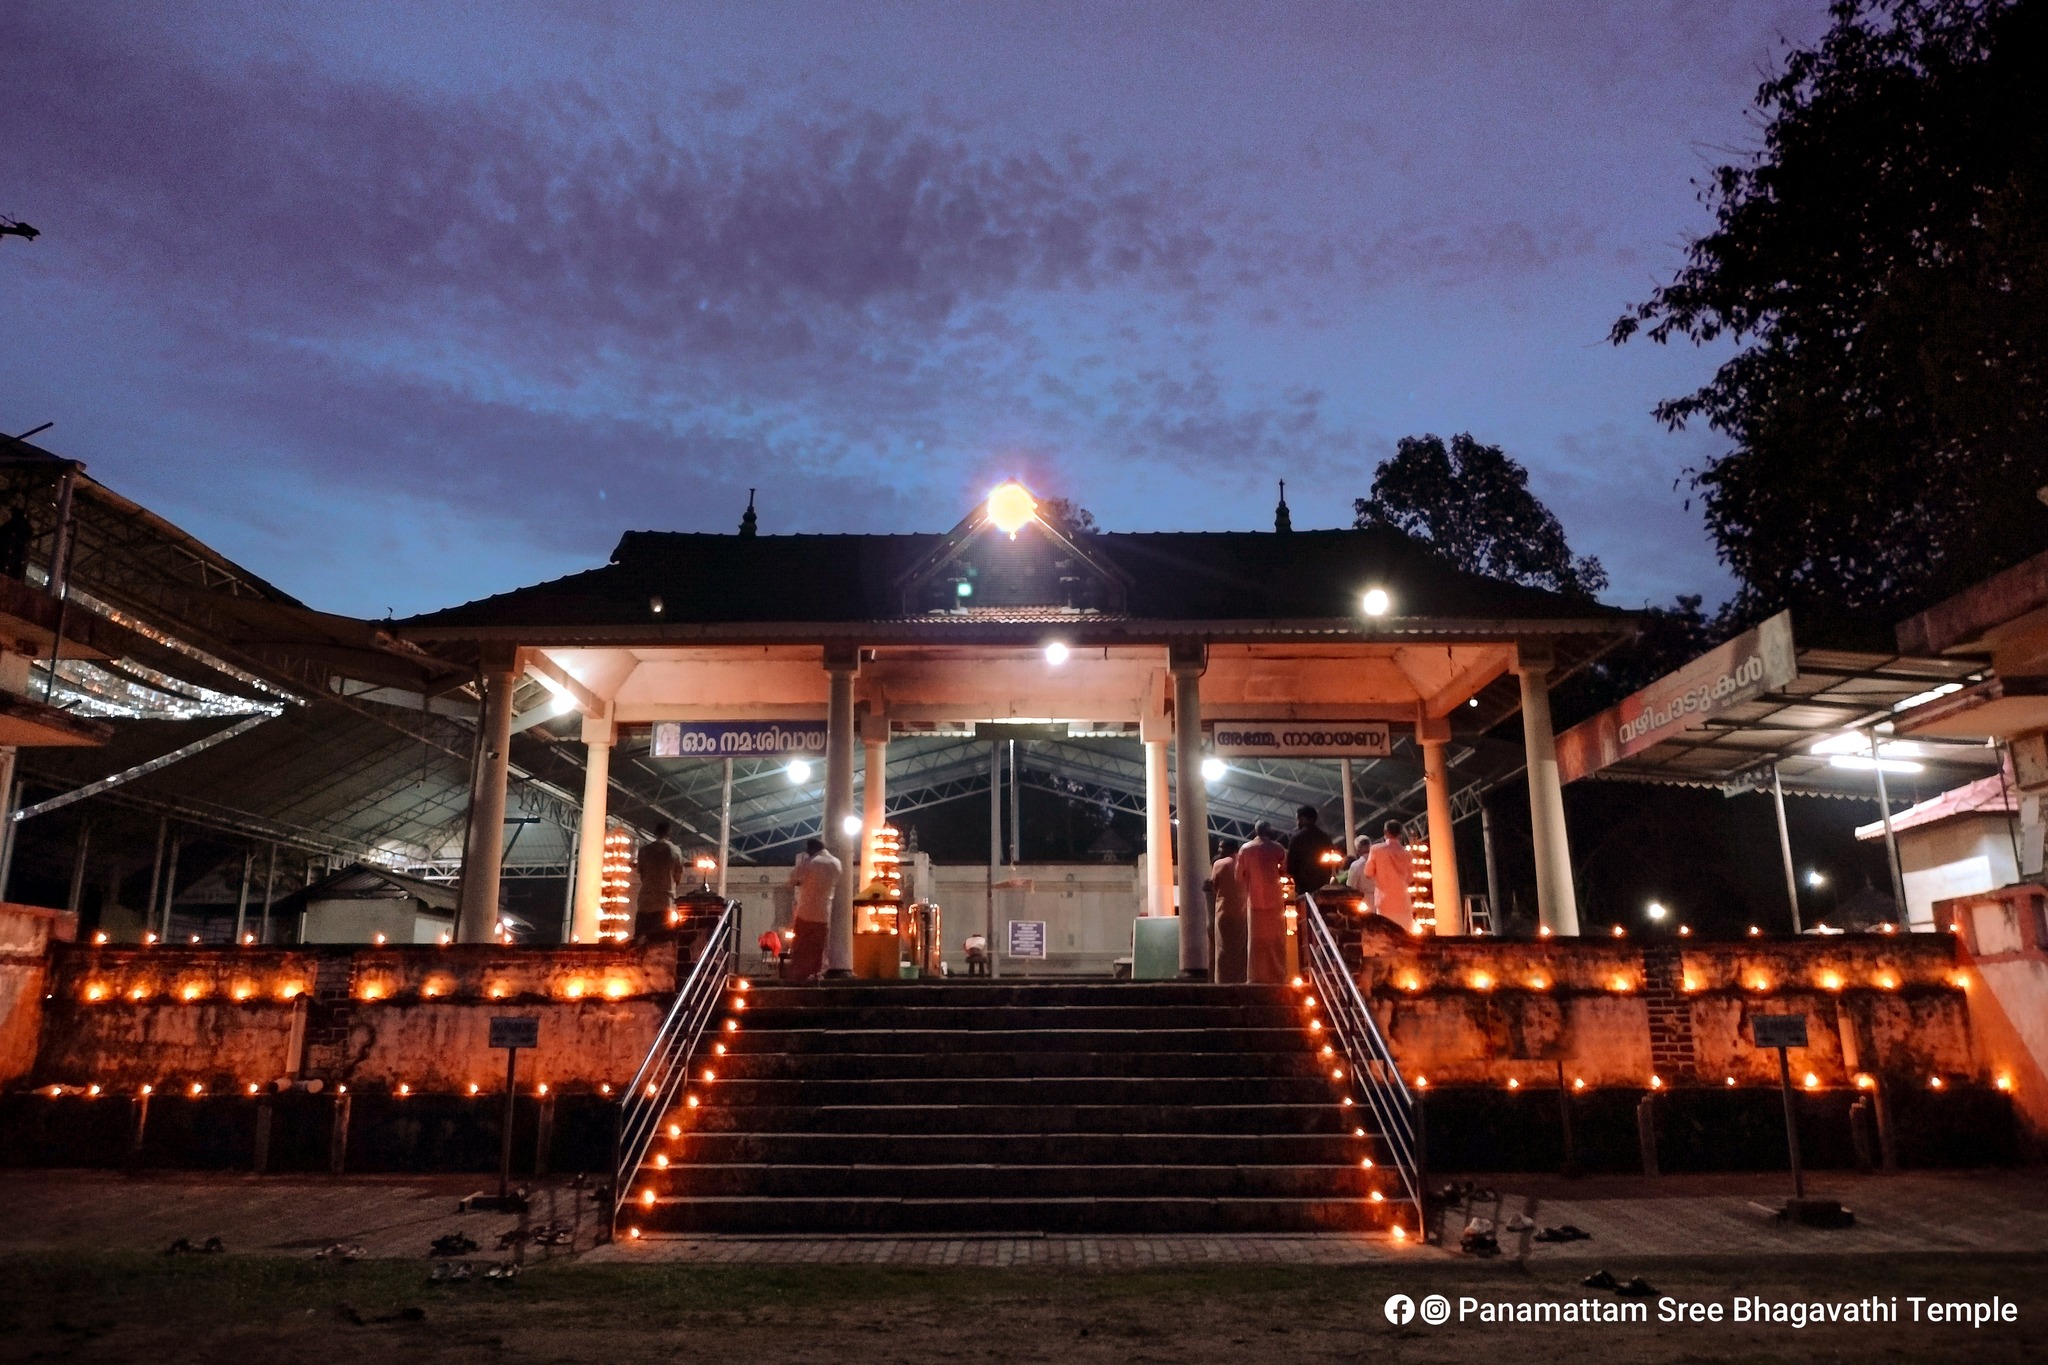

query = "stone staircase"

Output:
[[622, 981, 1404, 1235]]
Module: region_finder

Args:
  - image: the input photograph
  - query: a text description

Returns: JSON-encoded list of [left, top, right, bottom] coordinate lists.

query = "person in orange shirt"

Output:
[[1234, 822, 1290, 983], [1209, 850, 1248, 983]]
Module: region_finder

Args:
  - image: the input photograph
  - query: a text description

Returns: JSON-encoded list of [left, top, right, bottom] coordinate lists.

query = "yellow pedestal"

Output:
[[853, 932, 901, 980]]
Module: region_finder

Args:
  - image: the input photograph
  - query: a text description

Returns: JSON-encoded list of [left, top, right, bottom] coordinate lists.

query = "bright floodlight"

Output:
[[1200, 756, 1227, 782], [786, 759, 812, 784], [1044, 641, 1070, 666], [986, 481, 1038, 535], [1646, 901, 1668, 921], [1806, 869, 1826, 888], [840, 814, 863, 837], [1361, 587, 1391, 617]]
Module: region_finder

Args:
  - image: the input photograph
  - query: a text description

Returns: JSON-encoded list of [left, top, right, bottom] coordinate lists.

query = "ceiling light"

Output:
[[986, 481, 1037, 536], [1200, 756, 1227, 782], [786, 759, 812, 784], [1829, 755, 1923, 774], [841, 814, 863, 837], [1361, 587, 1391, 617], [1044, 641, 1069, 666]]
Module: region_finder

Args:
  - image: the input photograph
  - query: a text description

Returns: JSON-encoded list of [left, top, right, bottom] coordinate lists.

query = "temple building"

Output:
[[402, 482, 1631, 970]]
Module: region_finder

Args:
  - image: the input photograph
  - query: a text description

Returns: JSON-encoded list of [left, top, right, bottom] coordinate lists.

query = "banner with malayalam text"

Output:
[[650, 720, 829, 759], [1555, 611, 1796, 784]]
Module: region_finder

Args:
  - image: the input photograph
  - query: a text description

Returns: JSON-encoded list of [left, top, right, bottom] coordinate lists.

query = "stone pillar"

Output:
[[457, 652, 519, 943], [1170, 643, 1211, 976], [1418, 716, 1462, 933], [823, 650, 859, 976], [1143, 739, 1173, 916], [570, 716, 612, 943], [860, 725, 888, 890], [1514, 649, 1580, 937]]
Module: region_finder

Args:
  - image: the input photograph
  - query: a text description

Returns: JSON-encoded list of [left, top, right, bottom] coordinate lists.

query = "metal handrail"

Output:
[[1301, 893, 1424, 1218], [612, 902, 738, 1223]]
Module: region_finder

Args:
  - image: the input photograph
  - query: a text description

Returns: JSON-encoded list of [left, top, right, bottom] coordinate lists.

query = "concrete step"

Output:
[[667, 1130, 1373, 1167], [722, 1027, 1316, 1055], [634, 1162, 1389, 1201], [735, 1005, 1311, 1031], [671, 1102, 1360, 1136], [706, 1050, 1333, 1081], [624, 1194, 1398, 1235], [744, 983, 1293, 1009], [691, 1076, 1342, 1107]]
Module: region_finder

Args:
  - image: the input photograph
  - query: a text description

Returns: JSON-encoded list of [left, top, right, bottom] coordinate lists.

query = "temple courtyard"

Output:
[[0, 1169, 2042, 1362]]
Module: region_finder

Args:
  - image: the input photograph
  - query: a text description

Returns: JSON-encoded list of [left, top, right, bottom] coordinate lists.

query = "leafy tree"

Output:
[[1353, 432, 1608, 599], [1041, 497, 1098, 534], [1613, 0, 2048, 622]]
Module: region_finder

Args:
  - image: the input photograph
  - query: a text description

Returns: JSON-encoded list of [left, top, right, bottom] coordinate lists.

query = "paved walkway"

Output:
[[3, 1168, 2044, 1267]]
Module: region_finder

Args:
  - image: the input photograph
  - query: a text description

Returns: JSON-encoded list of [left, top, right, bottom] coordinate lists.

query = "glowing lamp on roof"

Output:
[[1043, 641, 1070, 666], [986, 481, 1037, 536], [1361, 587, 1391, 617]]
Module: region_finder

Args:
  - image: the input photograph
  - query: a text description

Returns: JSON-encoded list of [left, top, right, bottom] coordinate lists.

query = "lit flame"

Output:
[[1819, 971, 1843, 991], [1803, 1072, 1820, 1090], [1469, 973, 1493, 992]]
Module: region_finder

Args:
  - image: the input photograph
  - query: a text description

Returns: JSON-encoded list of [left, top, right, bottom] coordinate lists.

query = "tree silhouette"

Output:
[[1354, 432, 1607, 600]]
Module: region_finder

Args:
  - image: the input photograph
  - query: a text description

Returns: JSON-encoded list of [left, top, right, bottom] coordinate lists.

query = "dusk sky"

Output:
[[1, 2, 1827, 619]]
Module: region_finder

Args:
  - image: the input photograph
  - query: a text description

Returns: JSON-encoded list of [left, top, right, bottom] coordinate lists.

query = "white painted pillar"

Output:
[[571, 717, 612, 943], [1514, 652, 1580, 937], [1171, 645, 1211, 976], [1339, 757, 1358, 858], [457, 655, 519, 943], [860, 730, 888, 890], [823, 653, 859, 976], [1418, 717, 1462, 933], [1143, 739, 1173, 916], [717, 758, 733, 900]]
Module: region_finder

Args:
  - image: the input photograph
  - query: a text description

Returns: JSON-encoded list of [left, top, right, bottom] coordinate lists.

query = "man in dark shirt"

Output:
[[1285, 804, 1338, 896]]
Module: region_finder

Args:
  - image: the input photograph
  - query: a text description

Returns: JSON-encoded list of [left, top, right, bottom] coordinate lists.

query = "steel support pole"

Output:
[[1480, 799, 1503, 929], [1171, 652, 1211, 976], [145, 817, 167, 939], [1770, 764, 1802, 933], [66, 819, 90, 918], [1008, 739, 1021, 866], [160, 833, 181, 941], [233, 848, 253, 942], [1869, 730, 1909, 925], [718, 757, 734, 900], [259, 843, 277, 945], [1339, 757, 1358, 858]]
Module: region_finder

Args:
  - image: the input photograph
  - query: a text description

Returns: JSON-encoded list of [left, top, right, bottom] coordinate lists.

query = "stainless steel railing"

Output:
[[1301, 893, 1423, 1217], [612, 902, 737, 1224]]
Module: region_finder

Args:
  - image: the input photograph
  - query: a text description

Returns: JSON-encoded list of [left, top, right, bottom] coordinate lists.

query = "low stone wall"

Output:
[[1351, 927, 1978, 1091], [33, 938, 684, 1095]]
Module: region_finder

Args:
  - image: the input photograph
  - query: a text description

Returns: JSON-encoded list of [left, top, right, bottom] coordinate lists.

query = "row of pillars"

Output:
[[452, 643, 1585, 952]]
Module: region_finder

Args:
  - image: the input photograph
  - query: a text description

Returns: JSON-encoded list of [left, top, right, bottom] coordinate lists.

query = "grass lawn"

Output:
[[0, 1249, 2041, 1362]]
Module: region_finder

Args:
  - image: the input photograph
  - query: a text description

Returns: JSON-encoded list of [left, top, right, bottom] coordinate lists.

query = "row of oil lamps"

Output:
[[1385, 966, 1970, 994], [74, 974, 642, 1004]]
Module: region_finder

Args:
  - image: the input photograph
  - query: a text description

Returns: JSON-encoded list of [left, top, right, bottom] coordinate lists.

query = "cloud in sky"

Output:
[[0, 1, 1827, 615]]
